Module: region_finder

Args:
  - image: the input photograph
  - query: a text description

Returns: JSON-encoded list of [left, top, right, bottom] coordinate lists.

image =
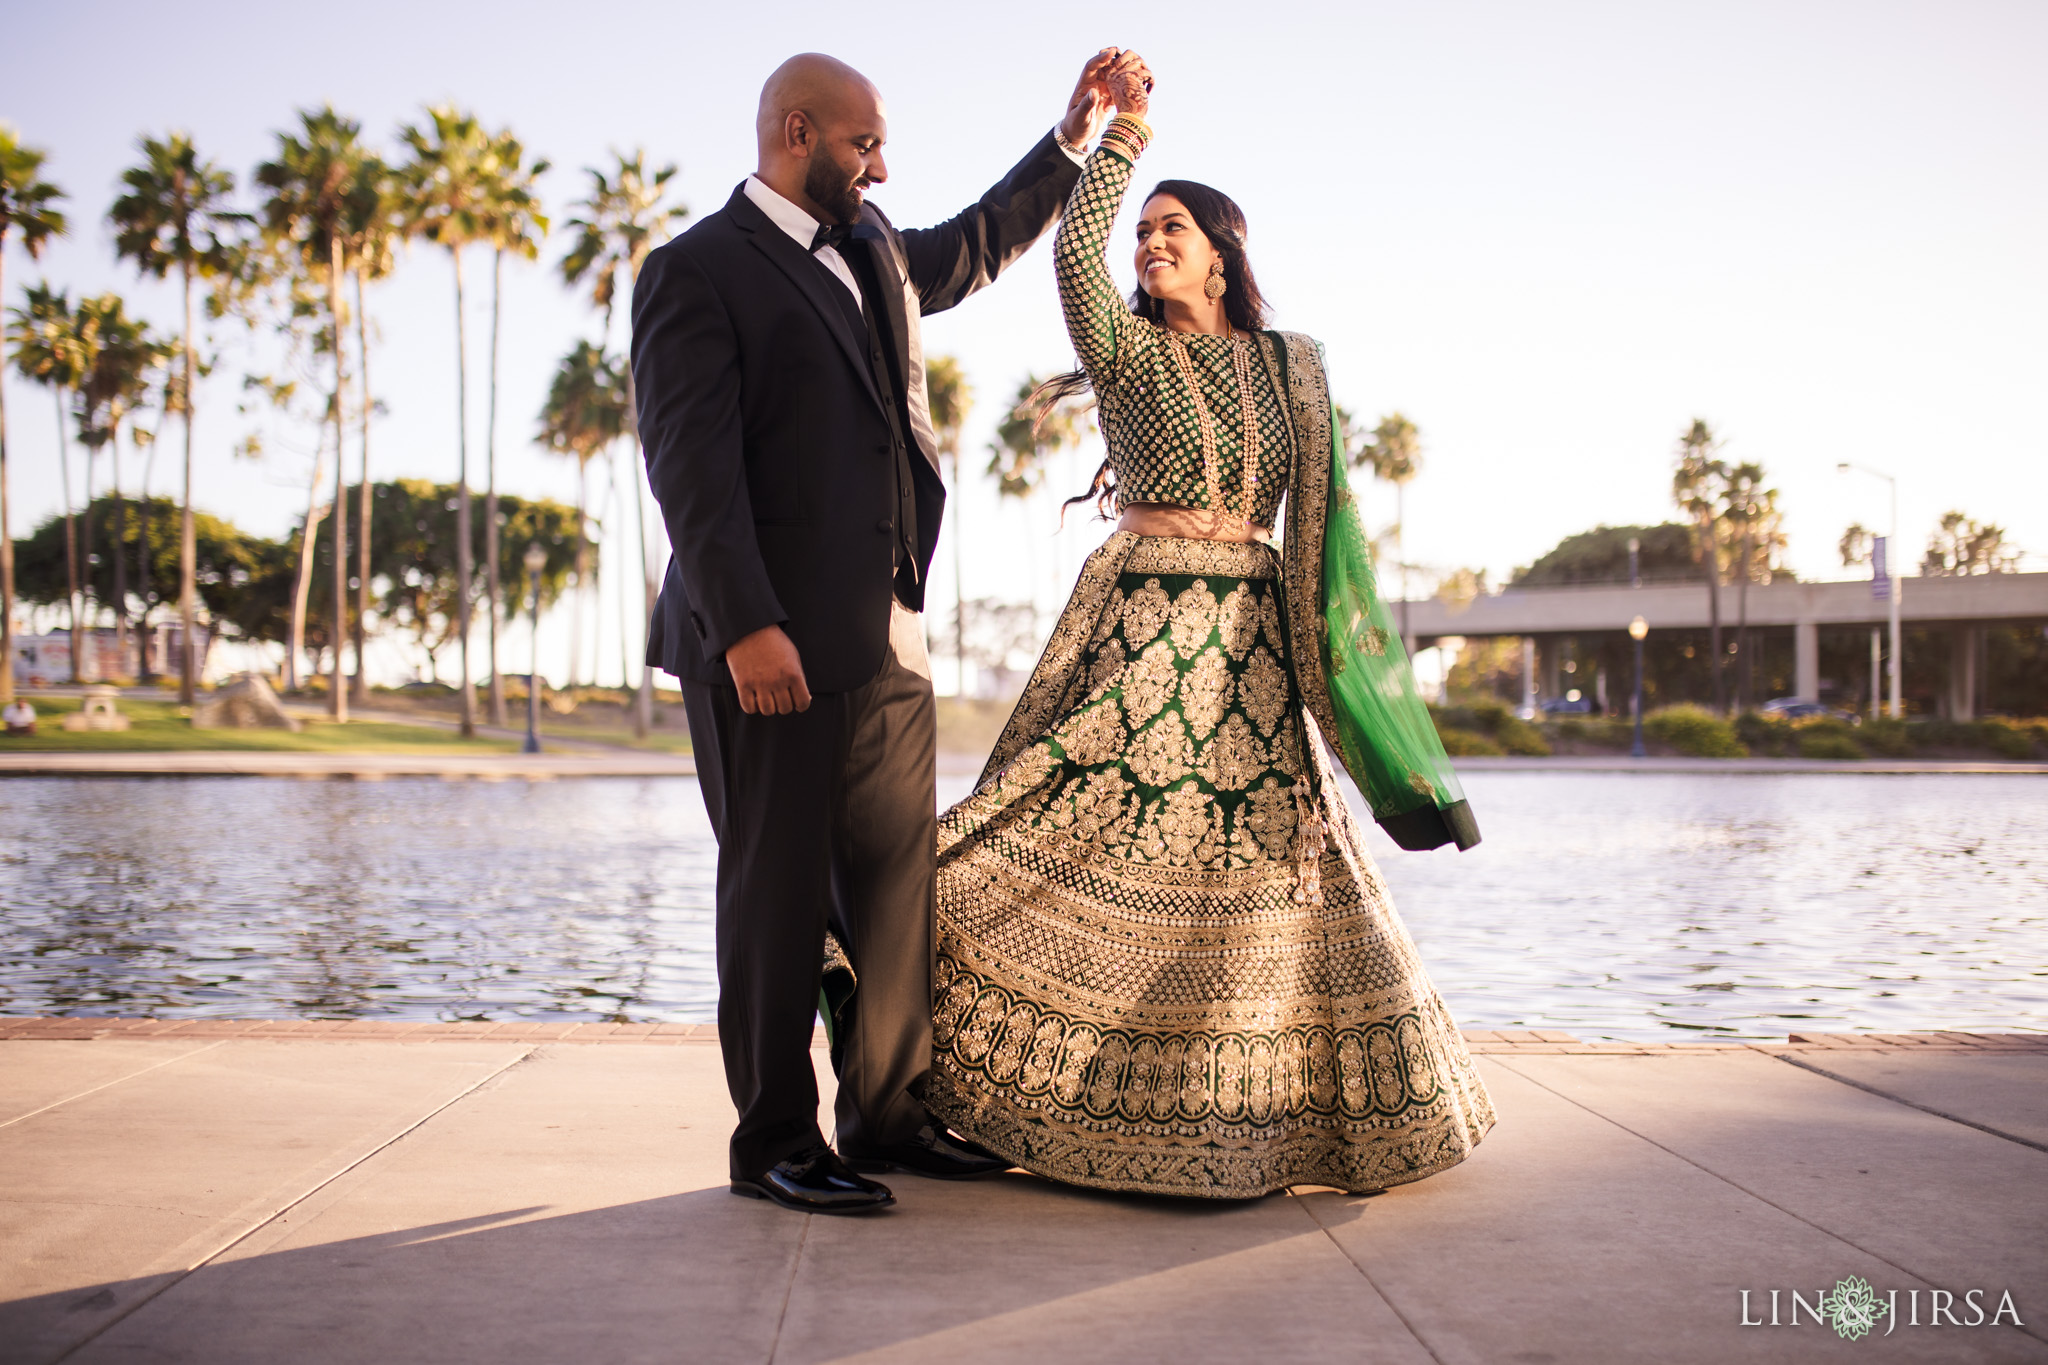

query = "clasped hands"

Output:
[[1060, 47, 1155, 149]]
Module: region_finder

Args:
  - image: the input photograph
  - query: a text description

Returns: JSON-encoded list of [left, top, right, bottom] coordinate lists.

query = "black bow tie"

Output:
[[812, 222, 855, 253]]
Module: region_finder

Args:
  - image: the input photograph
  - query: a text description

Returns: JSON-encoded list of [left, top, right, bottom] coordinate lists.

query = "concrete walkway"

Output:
[[1, 1026, 2041, 1364]]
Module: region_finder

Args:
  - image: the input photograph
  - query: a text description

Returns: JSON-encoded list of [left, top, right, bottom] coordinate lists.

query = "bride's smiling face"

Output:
[[1133, 194, 1219, 305]]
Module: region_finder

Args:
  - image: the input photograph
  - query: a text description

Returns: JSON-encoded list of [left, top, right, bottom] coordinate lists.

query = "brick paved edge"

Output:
[[0, 1017, 2041, 1053]]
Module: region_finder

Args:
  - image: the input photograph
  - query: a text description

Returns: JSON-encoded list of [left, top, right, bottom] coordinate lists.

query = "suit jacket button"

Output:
[[874, 519, 891, 533]]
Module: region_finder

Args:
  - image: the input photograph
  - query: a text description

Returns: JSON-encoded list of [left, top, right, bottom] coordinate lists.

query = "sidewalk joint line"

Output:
[[765, 1212, 812, 1365], [1488, 1056, 1931, 1282], [0, 1040, 225, 1132], [1766, 1052, 2048, 1155], [1290, 1191, 1446, 1365], [53, 1044, 536, 1364]]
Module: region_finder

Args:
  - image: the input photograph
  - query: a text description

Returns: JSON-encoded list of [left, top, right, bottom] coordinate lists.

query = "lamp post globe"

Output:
[[1629, 615, 1649, 759]]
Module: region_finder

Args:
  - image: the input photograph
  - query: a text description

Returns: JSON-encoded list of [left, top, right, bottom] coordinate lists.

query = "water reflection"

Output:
[[0, 773, 2040, 1040]]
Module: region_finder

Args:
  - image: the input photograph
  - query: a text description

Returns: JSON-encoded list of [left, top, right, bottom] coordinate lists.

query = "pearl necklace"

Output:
[[1164, 328, 1261, 520]]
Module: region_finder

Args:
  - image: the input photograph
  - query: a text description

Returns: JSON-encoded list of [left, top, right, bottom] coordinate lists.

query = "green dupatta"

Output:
[[1268, 333, 1479, 852]]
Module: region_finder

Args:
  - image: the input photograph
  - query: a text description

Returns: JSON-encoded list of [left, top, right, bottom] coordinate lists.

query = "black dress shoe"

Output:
[[731, 1145, 894, 1213], [842, 1124, 1013, 1180]]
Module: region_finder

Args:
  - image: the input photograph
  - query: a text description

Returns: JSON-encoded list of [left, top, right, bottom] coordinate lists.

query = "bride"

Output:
[[919, 51, 1495, 1198]]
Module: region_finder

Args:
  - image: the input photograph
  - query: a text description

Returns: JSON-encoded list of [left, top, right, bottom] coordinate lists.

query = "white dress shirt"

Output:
[[742, 133, 1087, 317]]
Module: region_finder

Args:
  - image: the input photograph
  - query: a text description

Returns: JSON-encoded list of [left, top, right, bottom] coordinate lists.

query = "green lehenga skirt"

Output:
[[924, 536, 1495, 1198]]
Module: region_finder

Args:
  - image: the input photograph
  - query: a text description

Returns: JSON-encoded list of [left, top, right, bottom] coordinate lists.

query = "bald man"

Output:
[[633, 51, 1121, 1213]]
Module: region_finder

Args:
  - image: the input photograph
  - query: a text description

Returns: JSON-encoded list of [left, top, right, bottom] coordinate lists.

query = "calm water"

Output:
[[0, 774, 2041, 1042]]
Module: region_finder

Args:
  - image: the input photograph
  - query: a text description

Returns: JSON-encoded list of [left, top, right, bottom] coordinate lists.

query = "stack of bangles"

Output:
[[1097, 113, 1151, 163]]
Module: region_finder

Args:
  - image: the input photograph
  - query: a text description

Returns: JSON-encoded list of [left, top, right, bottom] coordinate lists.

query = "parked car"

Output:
[[1760, 697, 1861, 725], [1540, 696, 1596, 715]]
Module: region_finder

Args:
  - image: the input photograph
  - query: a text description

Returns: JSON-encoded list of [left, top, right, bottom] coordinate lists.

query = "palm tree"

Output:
[[0, 126, 68, 704], [399, 105, 498, 736], [343, 153, 401, 706], [109, 132, 245, 705], [559, 150, 688, 736], [478, 128, 549, 722], [1672, 419, 1729, 713], [72, 293, 167, 678], [537, 341, 625, 686], [6, 284, 86, 678], [256, 107, 374, 720], [925, 356, 972, 696], [1357, 412, 1420, 650]]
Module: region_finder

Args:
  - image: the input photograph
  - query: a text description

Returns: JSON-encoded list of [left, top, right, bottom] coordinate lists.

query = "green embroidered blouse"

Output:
[[1054, 120, 1291, 528]]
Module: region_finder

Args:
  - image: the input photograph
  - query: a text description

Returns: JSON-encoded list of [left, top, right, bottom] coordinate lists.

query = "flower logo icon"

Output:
[[1818, 1275, 1889, 1341]]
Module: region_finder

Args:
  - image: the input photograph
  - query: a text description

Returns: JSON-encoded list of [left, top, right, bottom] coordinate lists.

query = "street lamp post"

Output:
[[1629, 615, 1649, 758], [522, 542, 546, 755], [1837, 463, 1903, 719]]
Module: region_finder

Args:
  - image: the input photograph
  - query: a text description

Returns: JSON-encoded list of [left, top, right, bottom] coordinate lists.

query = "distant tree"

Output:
[[1720, 460, 1779, 710], [559, 149, 688, 736], [109, 131, 247, 703], [72, 293, 171, 676], [536, 340, 625, 686], [477, 127, 549, 721], [1509, 524, 1700, 587], [1922, 511, 2020, 576], [5, 282, 85, 677], [1355, 412, 1421, 647], [1839, 522, 1873, 569], [989, 372, 1087, 499], [399, 104, 499, 734], [257, 106, 376, 718], [1671, 419, 1729, 713], [343, 151, 401, 705], [0, 125, 69, 703], [926, 355, 973, 695]]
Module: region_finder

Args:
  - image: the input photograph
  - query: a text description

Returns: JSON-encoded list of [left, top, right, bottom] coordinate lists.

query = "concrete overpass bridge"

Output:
[[1399, 572, 2048, 718]]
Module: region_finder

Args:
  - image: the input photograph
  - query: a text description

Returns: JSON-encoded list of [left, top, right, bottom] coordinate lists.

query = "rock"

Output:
[[192, 674, 302, 731]]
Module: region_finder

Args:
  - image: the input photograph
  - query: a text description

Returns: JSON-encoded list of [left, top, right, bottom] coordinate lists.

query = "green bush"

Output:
[[1859, 717, 1914, 757], [1436, 727, 1504, 757], [1796, 722, 1866, 761], [1644, 704, 1748, 758], [1734, 711, 1794, 757], [1979, 719, 2037, 760], [1433, 699, 1551, 756]]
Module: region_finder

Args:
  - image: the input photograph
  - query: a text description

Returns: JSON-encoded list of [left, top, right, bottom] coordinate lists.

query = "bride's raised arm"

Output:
[[1053, 63, 1153, 388]]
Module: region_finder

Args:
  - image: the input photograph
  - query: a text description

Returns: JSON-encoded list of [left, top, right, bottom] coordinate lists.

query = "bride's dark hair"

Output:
[[1036, 179, 1273, 520]]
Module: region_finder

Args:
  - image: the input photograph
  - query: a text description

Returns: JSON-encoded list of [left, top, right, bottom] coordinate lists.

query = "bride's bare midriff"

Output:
[[1117, 502, 1273, 544]]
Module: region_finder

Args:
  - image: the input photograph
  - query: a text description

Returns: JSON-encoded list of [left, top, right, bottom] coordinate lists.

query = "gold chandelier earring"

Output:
[[1204, 256, 1228, 300]]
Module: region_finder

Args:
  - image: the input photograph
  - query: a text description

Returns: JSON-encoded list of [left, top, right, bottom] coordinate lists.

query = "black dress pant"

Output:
[[679, 604, 938, 1179]]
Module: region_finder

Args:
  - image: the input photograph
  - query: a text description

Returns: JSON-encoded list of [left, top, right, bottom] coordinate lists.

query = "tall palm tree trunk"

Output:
[[55, 389, 80, 683], [352, 270, 372, 706], [568, 460, 587, 687], [451, 248, 476, 737], [327, 235, 348, 722], [1736, 526, 1752, 711], [624, 367, 652, 739], [80, 445, 97, 682], [111, 419, 129, 679], [178, 259, 199, 704], [287, 456, 328, 692], [484, 249, 506, 726], [136, 431, 157, 682], [609, 451, 630, 692], [951, 449, 965, 697], [1702, 525, 1724, 714], [0, 249, 12, 706]]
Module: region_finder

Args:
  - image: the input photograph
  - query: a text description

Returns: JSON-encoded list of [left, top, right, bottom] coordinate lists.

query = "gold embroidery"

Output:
[[1088, 636, 1127, 692], [1198, 714, 1268, 792], [1055, 697, 1128, 768], [1121, 639, 1179, 729], [1216, 581, 1260, 661], [1127, 710, 1196, 788], [1169, 581, 1221, 657], [1240, 646, 1289, 737], [1122, 577, 1172, 645], [1180, 647, 1232, 740]]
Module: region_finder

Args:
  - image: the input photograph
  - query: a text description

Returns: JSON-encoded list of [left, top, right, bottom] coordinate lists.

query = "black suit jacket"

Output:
[[632, 132, 1081, 694]]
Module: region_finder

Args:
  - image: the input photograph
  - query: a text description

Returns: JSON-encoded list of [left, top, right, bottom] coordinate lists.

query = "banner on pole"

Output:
[[1871, 535, 1891, 600]]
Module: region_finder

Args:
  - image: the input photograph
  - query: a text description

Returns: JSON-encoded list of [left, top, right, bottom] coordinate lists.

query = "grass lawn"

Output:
[[3, 696, 521, 754]]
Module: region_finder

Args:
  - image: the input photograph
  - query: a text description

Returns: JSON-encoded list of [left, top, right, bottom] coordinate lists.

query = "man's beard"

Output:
[[805, 152, 867, 225]]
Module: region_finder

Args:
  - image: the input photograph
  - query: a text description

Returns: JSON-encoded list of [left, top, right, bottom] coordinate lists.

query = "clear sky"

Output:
[[4, 0, 2043, 689]]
